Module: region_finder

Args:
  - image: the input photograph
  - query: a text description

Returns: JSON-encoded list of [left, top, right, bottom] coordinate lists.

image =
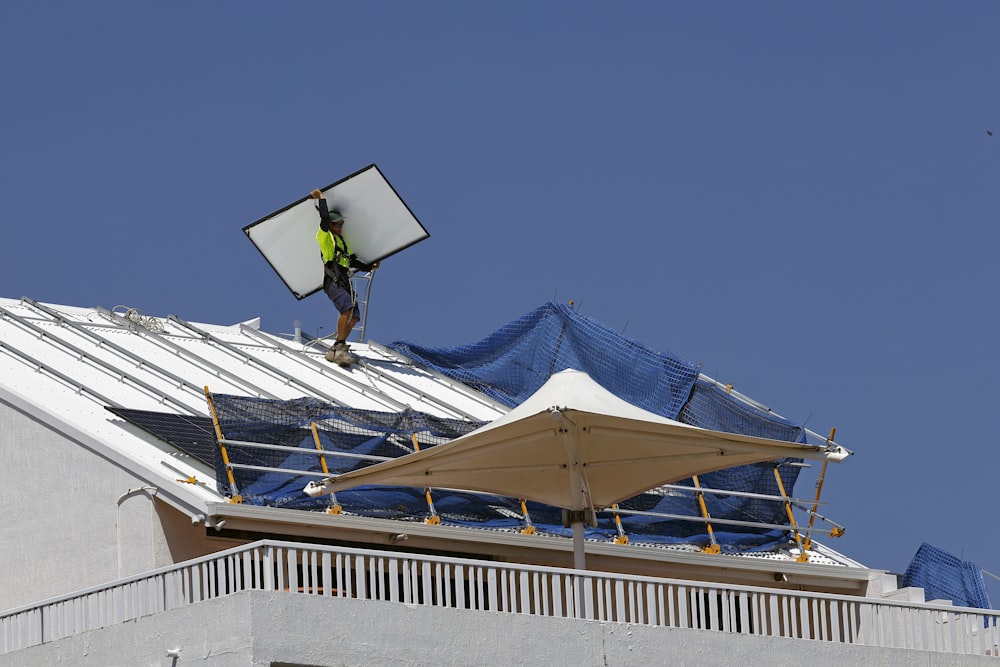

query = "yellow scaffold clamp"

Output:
[[612, 504, 629, 545], [519, 499, 537, 535]]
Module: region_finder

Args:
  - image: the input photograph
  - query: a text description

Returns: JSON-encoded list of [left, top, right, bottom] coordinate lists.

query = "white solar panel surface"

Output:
[[244, 164, 429, 299]]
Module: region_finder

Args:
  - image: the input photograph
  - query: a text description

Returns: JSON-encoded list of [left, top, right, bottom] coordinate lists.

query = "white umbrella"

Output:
[[305, 369, 850, 569]]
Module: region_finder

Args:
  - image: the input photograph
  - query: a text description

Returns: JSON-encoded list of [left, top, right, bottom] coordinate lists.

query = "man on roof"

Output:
[[310, 188, 380, 367]]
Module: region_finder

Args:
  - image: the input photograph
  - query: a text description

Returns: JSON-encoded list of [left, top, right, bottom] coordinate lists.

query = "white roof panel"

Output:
[[0, 297, 505, 516]]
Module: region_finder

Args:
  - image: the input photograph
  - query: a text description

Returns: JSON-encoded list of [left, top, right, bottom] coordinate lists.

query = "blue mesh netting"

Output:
[[387, 301, 809, 550], [209, 301, 814, 552], [901, 543, 992, 611], [388, 301, 700, 416]]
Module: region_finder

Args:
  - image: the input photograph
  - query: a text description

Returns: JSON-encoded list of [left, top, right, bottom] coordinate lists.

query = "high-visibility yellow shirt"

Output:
[[316, 229, 352, 269]]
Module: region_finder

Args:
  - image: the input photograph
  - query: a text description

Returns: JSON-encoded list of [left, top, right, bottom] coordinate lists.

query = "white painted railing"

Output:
[[2, 539, 997, 657]]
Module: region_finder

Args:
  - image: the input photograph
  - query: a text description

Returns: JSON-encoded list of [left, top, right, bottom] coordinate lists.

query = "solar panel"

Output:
[[243, 164, 430, 300], [107, 407, 217, 466]]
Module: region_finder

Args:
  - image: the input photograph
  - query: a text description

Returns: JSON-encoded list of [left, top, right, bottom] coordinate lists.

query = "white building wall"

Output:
[[0, 401, 175, 610], [2, 591, 993, 667]]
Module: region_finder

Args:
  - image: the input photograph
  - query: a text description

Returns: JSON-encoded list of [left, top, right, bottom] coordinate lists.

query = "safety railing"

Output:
[[2, 540, 997, 657]]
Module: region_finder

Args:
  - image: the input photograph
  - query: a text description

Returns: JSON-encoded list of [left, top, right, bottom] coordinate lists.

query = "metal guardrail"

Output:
[[2, 540, 997, 657]]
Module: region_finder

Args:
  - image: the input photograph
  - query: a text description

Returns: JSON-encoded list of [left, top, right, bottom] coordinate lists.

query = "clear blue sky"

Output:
[[3, 2, 997, 602]]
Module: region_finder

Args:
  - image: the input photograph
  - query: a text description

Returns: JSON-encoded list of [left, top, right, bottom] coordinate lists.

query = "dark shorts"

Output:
[[324, 281, 360, 318]]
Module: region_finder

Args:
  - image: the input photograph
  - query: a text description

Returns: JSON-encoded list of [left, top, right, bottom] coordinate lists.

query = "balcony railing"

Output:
[[2, 539, 997, 657]]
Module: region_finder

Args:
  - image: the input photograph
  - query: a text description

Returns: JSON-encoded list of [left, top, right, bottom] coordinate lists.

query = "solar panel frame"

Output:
[[243, 163, 430, 300]]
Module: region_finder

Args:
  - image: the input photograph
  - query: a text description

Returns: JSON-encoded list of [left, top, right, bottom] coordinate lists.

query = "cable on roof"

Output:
[[112, 305, 166, 334]]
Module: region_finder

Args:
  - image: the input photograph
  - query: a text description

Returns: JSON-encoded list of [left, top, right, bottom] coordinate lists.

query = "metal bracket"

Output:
[[562, 508, 598, 528]]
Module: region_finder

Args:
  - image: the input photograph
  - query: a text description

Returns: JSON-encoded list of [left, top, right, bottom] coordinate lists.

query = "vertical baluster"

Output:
[[695, 587, 706, 630], [246, 549, 256, 591], [435, 562, 445, 607], [626, 580, 635, 623], [551, 573, 563, 617], [783, 595, 794, 638], [354, 554, 365, 600], [797, 597, 808, 639], [497, 568, 507, 612], [312, 550, 321, 594], [397, 558, 408, 603], [491, 566, 499, 612], [288, 548, 299, 593], [901, 606, 913, 649], [273, 548, 284, 592], [319, 551, 330, 597], [677, 585, 688, 629], [384, 556, 393, 602], [443, 562, 453, 608], [609, 579, 621, 623], [366, 556, 376, 600], [723, 589, 734, 633], [708, 587, 719, 631], [961, 611, 974, 655], [581, 575, 594, 620], [156, 574, 166, 613], [828, 598, 841, 643], [454, 564, 465, 610], [522, 570, 532, 616], [374, 557, 384, 601], [657, 583, 667, 628]]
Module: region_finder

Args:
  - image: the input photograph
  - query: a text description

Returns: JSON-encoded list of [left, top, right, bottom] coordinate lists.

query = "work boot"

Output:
[[326, 345, 339, 364], [330, 343, 359, 367]]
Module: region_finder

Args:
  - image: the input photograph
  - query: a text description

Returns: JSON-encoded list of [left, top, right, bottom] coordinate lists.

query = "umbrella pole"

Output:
[[571, 521, 588, 618], [573, 522, 586, 570]]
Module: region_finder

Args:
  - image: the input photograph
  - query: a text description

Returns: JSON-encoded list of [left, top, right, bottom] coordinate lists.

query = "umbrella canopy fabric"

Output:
[[305, 369, 850, 511]]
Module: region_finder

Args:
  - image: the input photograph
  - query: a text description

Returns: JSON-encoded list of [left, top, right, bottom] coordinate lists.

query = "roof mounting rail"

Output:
[[168, 315, 360, 408], [17, 300, 210, 410], [243, 326, 488, 421], [94, 307, 282, 401], [0, 335, 121, 407], [2, 303, 196, 413], [236, 325, 409, 412]]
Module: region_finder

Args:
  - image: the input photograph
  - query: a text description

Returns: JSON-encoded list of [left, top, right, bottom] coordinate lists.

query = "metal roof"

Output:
[[0, 296, 505, 517], [0, 295, 867, 574]]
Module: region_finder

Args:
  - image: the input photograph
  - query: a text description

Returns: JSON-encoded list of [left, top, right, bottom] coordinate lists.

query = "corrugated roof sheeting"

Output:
[[0, 297, 505, 510], [0, 296, 864, 571]]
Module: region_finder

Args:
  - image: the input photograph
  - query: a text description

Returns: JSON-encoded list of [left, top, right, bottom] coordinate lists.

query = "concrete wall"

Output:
[[0, 401, 210, 610], [2, 590, 994, 667]]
